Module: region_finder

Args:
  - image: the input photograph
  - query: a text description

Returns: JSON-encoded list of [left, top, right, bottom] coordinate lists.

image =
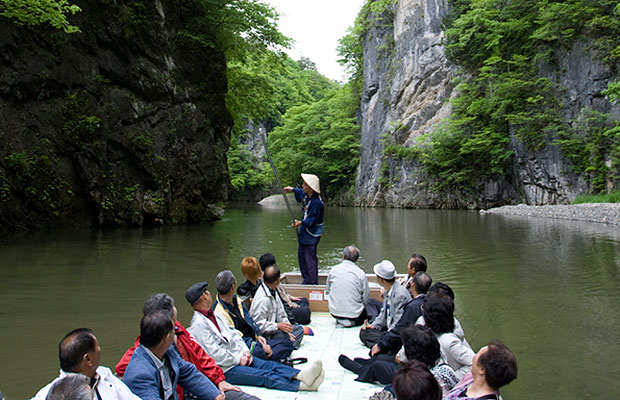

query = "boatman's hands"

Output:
[[292, 219, 302, 228], [283, 186, 294, 193]]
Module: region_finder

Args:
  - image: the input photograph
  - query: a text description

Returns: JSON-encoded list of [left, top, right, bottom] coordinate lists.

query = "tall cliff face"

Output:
[[357, 0, 456, 207], [0, 0, 231, 232], [356, 0, 619, 208]]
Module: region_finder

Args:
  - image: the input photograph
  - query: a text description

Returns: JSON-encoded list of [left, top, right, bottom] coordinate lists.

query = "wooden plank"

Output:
[[280, 272, 407, 312]]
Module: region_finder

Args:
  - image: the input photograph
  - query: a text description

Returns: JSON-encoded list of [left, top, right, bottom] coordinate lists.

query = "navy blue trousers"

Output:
[[298, 243, 318, 284]]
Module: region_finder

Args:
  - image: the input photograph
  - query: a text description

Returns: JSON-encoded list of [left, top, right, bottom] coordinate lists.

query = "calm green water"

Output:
[[1, 204, 619, 399]]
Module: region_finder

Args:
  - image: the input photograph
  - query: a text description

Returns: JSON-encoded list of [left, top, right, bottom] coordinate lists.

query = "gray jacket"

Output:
[[326, 260, 369, 318], [371, 281, 411, 330], [249, 282, 290, 335]]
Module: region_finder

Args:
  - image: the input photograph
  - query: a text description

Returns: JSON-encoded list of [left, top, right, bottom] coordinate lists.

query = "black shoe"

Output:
[[338, 354, 363, 374]]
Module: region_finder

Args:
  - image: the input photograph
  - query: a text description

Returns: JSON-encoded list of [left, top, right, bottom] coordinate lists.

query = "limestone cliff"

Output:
[[356, 0, 619, 208], [0, 0, 231, 232]]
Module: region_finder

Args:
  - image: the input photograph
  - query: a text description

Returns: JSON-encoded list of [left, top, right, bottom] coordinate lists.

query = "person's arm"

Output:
[[371, 299, 387, 330], [124, 371, 166, 400], [292, 187, 304, 203], [250, 296, 279, 333], [115, 338, 139, 377], [361, 274, 370, 305], [180, 330, 226, 385], [448, 336, 475, 367], [189, 321, 242, 369], [300, 198, 319, 229], [377, 301, 415, 351], [176, 353, 222, 400]]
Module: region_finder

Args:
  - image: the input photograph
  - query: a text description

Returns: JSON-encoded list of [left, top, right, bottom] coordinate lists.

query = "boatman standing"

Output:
[[283, 173, 324, 285]]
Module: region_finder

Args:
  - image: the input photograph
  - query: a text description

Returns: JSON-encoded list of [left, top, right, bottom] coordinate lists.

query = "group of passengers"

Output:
[[327, 246, 518, 400], [31, 252, 323, 400], [30, 248, 517, 400]]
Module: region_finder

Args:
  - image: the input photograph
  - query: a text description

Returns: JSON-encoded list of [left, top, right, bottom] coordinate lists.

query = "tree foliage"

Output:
[[268, 84, 361, 198], [400, 0, 620, 192], [226, 52, 340, 194], [0, 0, 81, 32]]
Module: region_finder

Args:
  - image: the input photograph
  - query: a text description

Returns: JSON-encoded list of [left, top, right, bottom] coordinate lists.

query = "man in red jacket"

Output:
[[116, 293, 259, 400]]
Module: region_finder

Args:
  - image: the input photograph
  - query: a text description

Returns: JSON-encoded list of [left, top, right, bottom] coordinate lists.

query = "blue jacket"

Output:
[[123, 344, 221, 400], [293, 188, 324, 246]]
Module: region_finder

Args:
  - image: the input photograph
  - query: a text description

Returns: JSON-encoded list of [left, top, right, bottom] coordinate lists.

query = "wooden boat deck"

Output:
[[237, 312, 383, 399]]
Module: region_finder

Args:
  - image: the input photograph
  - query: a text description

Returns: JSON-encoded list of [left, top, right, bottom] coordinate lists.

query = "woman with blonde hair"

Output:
[[237, 256, 263, 303]]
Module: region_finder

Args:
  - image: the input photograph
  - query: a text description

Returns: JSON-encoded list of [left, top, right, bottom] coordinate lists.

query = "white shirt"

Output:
[[31, 366, 141, 400]]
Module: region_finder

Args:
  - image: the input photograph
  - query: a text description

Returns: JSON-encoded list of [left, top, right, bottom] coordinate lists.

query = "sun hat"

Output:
[[301, 173, 320, 194], [373, 260, 396, 280], [185, 281, 209, 305]]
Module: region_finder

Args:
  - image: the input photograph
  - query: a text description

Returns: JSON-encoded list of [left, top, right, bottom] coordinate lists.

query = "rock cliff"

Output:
[[0, 0, 231, 232], [356, 0, 619, 208]]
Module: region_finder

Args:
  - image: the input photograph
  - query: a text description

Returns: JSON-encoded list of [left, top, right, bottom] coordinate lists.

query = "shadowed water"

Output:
[[1, 204, 619, 399]]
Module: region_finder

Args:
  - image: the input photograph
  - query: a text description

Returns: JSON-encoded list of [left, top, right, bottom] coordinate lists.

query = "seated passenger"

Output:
[[213, 270, 294, 361], [443, 340, 518, 400], [123, 311, 223, 400], [339, 325, 458, 396], [45, 375, 92, 400], [359, 260, 411, 348], [249, 265, 305, 349], [398, 253, 428, 291], [186, 281, 324, 391], [32, 328, 140, 400], [326, 245, 371, 327], [115, 293, 256, 400], [237, 257, 263, 304], [259, 253, 311, 325], [392, 360, 442, 400], [421, 294, 474, 380], [371, 271, 432, 356]]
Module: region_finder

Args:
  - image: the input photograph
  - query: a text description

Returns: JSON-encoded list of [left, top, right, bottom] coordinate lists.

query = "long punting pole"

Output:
[[259, 129, 297, 227]]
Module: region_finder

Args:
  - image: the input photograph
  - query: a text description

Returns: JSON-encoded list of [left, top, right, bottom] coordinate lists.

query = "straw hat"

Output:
[[301, 173, 320, 194]]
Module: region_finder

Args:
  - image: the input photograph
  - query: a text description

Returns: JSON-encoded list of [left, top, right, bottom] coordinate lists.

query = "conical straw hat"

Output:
[[301, 173, 320, 194]]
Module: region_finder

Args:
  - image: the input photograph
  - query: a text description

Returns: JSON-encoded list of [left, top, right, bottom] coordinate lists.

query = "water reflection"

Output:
[[0, 204, 618, 399]]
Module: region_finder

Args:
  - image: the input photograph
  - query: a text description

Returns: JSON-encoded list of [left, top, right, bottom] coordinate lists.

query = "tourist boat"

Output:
[[280, 272, 407, 312]]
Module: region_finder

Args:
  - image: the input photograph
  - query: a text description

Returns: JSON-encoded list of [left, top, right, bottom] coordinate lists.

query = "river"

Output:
[[1, 203, 619, 399]]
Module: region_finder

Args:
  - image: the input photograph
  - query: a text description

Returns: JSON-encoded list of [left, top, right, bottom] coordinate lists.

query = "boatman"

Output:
[[283, 173, 324, 285]]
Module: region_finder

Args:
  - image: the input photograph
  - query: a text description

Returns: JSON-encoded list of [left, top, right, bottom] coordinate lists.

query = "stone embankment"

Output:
[[480, 203, 620, 225]]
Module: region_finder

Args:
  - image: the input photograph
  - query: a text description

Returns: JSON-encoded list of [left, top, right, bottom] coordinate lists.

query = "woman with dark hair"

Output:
[[422, 294, 474, 380], [340, 326, 458, 397], [443, 340, 518, 400], [392, 360, 441, 400]]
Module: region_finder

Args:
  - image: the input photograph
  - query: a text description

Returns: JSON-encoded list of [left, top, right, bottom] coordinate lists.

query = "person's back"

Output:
[[326, 247, 369, 324]]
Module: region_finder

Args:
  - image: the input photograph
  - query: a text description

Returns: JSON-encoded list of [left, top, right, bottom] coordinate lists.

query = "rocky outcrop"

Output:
[[356, 0, 456, 207], [355, 0, 619, 208], [0, 0, 231, 232]]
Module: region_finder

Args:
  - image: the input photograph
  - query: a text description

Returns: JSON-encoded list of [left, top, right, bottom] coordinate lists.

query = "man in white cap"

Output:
[[283, 173, 325, 285], [359, 260, 411, 348]]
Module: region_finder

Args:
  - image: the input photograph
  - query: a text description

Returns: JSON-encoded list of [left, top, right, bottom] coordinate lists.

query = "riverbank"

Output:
[[480, 203, 620, 225]]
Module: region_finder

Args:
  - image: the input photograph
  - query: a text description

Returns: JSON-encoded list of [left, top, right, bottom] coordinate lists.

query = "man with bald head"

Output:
[[32, 328, 140, 399], [326, 245, 371, 327]]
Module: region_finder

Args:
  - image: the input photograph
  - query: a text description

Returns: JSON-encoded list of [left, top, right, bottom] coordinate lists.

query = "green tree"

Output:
[[0, 0, 81, 32], [268, 84, 361, 198]]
